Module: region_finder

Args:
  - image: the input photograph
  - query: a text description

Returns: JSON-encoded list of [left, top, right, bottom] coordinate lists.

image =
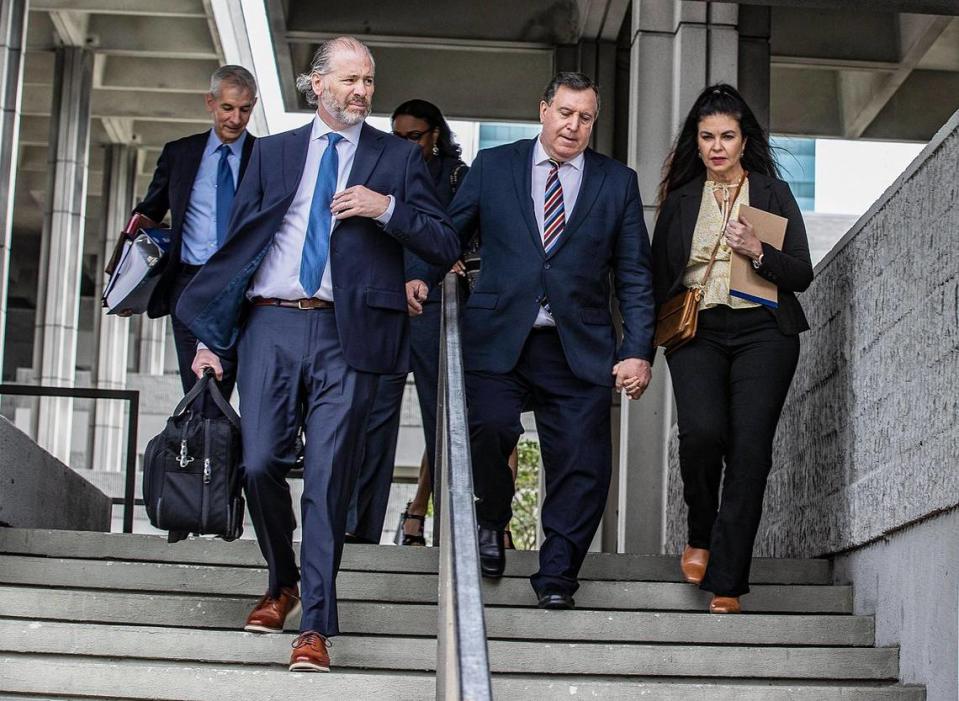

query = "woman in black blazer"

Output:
[[647, 84, 813, 613]]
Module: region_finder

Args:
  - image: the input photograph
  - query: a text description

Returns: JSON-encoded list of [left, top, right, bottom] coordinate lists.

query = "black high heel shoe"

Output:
[[394, 501, 427, 546]]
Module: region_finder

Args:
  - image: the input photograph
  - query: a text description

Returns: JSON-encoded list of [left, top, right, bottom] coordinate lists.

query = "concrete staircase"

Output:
[[0, 528, 925, 700]]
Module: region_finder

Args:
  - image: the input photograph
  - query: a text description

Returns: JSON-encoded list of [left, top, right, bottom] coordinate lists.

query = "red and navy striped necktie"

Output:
[[543, 159, 565, 253]]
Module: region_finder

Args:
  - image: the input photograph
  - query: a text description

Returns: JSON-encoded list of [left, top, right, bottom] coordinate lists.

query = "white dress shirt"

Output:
[[530, 135, 585, 327], [248, 116, 393, 301]]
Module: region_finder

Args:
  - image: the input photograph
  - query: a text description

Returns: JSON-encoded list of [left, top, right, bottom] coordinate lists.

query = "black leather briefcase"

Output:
[[142, 371, 244, 542]]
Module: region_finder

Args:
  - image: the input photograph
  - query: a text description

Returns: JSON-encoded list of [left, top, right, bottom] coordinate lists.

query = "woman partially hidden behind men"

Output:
[[646, 84, 813, 613]]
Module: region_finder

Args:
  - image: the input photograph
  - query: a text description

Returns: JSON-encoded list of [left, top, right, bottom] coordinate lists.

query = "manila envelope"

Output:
[[729, 204, 787, 308]]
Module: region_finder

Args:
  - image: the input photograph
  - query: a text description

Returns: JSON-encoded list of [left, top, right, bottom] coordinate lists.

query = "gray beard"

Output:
[[321, 90, 369, 126]]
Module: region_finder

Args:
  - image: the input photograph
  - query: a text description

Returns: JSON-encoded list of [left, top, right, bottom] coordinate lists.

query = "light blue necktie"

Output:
[[300, 132, 343, 296], [215, 144, 235, 247]]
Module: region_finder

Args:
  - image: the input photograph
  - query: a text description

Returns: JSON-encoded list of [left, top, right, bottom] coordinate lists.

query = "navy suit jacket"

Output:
[[175, 121, 459, 375], [134, 130, 256, 318], [440, 138, 656, 387]]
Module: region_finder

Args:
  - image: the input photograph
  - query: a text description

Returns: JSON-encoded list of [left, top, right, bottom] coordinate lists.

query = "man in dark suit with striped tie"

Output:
[[133, 65, 257, 399], [417, 72, 656, 608]]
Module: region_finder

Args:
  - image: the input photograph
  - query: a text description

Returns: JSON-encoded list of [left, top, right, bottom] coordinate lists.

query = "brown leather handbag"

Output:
[[654, 172, 746, 354]]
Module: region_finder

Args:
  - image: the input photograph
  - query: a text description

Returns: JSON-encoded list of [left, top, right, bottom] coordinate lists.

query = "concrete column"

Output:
[[92, 144, 136, 471], [34, 46, 93, 464], [138, 316, 166, 374], [0, 0, 27, 380], [618, 0, 740, 554], [737, 5, 771, 130]]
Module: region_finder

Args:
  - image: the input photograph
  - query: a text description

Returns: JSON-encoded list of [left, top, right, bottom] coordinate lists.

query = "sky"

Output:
[[238, 0, 927, 219]]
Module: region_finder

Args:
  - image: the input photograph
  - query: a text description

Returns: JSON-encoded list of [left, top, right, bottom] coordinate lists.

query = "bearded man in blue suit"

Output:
[[176, 36, 458, 672], [410, 72, 655, 609]]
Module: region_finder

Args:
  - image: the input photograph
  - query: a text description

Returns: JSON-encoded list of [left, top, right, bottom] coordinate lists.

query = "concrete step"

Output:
[[0, 586, 875, 646], [0, 554, 852, 613], [0, 619, 901, 680], [0, 527, 832, 584], [0, 655, 925, 700]]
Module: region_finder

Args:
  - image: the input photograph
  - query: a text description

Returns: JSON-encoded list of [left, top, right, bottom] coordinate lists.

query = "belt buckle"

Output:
[[297, 299, 311, 310]]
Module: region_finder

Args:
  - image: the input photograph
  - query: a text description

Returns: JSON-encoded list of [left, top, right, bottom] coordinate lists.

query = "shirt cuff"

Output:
[[374, 195, 395, 226], [197, 341, 208, 351]]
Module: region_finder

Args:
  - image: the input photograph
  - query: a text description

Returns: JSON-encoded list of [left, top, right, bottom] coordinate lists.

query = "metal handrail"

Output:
[[0, 384, 140, 533], [434, 273, 492, 700]]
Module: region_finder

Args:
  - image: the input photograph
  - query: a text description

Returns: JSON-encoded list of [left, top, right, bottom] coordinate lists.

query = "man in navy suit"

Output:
[[177, 37, 458, 672], [411, 72, 655, 608], [133, 65, 257, 398]]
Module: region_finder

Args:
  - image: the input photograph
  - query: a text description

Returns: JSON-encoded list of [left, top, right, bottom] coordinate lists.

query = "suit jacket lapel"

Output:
[[346, 123, 385, 188], [747, 171, 773, 212], [511, 139, 543, 256], [238, 133, 256, 181], [176, 133, 207, 212], [548, 149, 605, 258], [283, 125, 312, 195]]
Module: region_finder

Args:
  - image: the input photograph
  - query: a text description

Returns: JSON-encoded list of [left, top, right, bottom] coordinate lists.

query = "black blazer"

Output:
[[134, 130, 256, 318], [651, 171, 813, 335]]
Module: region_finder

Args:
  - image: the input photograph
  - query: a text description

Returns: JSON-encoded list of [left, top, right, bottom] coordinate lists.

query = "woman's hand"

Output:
[[725, 217, 763, 261]]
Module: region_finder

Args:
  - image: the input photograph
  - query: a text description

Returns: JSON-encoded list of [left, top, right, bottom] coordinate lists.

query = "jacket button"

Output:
[[544, 262, 551, 270]]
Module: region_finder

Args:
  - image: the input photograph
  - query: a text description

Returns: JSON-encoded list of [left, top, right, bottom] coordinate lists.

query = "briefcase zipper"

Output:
[[201, 419, 211, 531]]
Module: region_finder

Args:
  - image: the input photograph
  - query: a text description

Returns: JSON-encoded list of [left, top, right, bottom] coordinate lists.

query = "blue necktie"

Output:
[[300, 132, 343, 296], [215, 144, 235, 247]]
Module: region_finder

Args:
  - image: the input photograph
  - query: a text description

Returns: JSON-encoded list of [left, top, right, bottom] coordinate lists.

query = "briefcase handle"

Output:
[[172, 369, 240, 428]]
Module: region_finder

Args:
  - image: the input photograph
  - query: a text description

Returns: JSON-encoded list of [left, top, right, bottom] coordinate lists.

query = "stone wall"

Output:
[[0, 416, 111, 531], [665, 108, 959, 557]]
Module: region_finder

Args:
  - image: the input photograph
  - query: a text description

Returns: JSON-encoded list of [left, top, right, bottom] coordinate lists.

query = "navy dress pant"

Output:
[[347, 371, 407, 543], [410, 299, 441, 473], [169, 266, 236, 403], [466, 327, 612, 597], [666, 306, 799, 597], [237, 306, 377, 636]]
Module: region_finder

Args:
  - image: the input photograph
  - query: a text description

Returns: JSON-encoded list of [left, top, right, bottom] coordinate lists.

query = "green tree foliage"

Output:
[[509, 440, 541, 550]]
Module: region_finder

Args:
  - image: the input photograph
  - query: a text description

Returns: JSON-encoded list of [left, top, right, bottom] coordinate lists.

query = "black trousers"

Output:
[[467, 328, 612, 597], [666, 305, 799, 597], [169, 266, 237, 401]]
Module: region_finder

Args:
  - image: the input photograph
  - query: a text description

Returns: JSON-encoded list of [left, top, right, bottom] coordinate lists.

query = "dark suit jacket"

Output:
[[440, 138, 656, 387], [651, 171, 813, 335], [405, 155, 469, 303], [175, 121, 459, 374], [134, 129, 256, 318]]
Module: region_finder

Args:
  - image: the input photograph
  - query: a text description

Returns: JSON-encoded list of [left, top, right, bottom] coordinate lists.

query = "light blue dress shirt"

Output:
[[180, 130, 247, 265]]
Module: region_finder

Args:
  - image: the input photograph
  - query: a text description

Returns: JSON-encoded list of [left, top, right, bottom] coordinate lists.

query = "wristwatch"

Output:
[[751, 253, 764, 270]]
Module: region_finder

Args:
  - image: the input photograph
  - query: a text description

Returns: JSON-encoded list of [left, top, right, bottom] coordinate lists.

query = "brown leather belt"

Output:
[[252, 297, 334, 310]]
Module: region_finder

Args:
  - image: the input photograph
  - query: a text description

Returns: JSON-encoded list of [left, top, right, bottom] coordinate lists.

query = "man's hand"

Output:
[[406, 279, 429, 316], [192, 348, 223, 380], [613, 358, 652, 400], [331, 185, 390, 220]]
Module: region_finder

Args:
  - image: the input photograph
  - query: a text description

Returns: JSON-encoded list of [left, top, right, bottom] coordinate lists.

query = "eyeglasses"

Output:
[[392, 130, 428, 142]]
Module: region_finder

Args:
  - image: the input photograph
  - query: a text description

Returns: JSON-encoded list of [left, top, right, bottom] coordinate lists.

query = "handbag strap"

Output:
[[172, 369, 241, 429], [699, 171, 747, 288]]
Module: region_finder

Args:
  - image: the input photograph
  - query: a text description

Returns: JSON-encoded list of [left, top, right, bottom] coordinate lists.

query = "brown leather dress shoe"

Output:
[[244, 585, 301, 633], [680, 545, 709, 584], [289, 631, 331, 672], [709, 595, 742, 614]]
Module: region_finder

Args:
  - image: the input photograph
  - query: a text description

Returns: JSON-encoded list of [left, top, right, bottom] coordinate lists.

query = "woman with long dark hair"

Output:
[[645, 84, 813, 613], [346, 99, 470, 545]]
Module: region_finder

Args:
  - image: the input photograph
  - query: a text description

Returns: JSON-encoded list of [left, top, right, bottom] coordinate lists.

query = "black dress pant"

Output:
[[666, 305, 799, 597], [169, 266, 237, 402], [467, 328, 612, 597]]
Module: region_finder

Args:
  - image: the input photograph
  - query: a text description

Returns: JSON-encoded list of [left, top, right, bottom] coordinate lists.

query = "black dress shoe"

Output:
[[537, 591, 575, 610], [477, 526, 505, 578]]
